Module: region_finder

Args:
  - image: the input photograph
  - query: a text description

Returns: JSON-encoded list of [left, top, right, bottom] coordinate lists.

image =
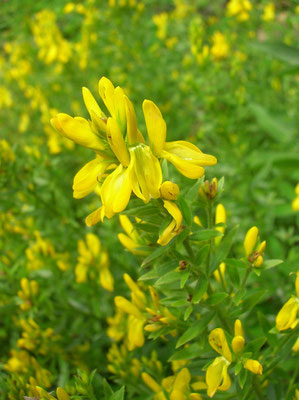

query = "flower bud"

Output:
[[234, 319, 244, 338], [160, 181, 180, 200], [244, 359, 263, 375], [254, 255, 263, 267], [232, 336, 245, 353], [244, 226, 258, 257]]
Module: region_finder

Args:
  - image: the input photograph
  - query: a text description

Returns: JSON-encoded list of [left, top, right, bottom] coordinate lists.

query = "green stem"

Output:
[[183, 237, 194, 262], [252, 376, 264, 400]]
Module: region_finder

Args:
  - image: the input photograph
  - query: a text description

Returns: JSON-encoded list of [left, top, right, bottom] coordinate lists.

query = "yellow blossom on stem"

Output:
[[244, 359, 263, 375], [206, 356, 231, 398], [158, 200, 183, 246]]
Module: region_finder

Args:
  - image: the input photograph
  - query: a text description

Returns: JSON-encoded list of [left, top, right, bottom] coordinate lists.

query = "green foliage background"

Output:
[[0, 0, 299, 399]]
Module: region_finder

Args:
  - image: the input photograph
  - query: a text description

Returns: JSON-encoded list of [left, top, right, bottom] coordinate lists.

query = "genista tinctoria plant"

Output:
[[48, 78, 299, 399]]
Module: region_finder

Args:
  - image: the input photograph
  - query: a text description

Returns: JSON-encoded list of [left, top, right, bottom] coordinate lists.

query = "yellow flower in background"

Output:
[[142, 368, 202, 400], [75, 233, 114, 292], [210, 32, 229, 60], [262, 3, 275, 21], [292, 184, 299, 211], [118, 215, 149, 255], [227, 0, 252, 21]]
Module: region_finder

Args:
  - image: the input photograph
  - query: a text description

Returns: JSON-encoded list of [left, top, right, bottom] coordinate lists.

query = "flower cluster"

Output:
[[51, 77, 217, 225]]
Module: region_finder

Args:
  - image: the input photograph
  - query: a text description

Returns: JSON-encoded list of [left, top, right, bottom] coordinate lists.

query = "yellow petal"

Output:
[[98, 77, 116, 118], [163, 200, 182, 231], [160, 181, 180, 200], [157, 219, 177, 246], [244, 359, 263, 375], [234, 319, 245, 338], [142, 99, 166, 156], [142, 372, 161, 393], [101, 164, 132, 218], [114, 296, 143, 319], [209, 328, 232, 362], [232, 336, 245, 353], [164, 141, 217, 166], [82, 87, 106, 123], [119, 215, 139, 241], [128, 144, 162, 202], [85, 206, 105, 227], [124, 96, 145, 144], [244, 226, 258, 256], [73, 157, 109, 199], [56, 387, 70, 400], [86, 233, 101, 257], [127, 316, 145, 350], [276, 297, 299, 331], [206, 357, 231, 398], [99, 267, 114, 292], [114, 86, 126, 132], [51, 113, 105, 152], [171, 368, 191, 395], [162, 150, 205, 179], [107, 117, 130, 166]]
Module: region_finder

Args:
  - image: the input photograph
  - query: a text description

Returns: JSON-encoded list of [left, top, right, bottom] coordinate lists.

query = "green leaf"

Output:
[[190, 229, 222, 241], [103, 379, 114, 399], [176, 313, 214, 348], [238, 367, 248, 389], [141, 245, 169, 267], [226, 263, 240, 286], [185, 176, 205, 202], [225, 258, 247, 269], [180, 270, 190, 288], [178, 195, 192, 226], [192, 275, 208, 304], [206, 292, 229, 306], [168, 343, 202, 361], [154, 270, 181, 287], [184, 305, 193, 321], [210, 226, 239, 275], [249, 103, 294, 143], [263, 259, 283, 269], [241, 290, 267, 313], [251, 41, 299, 66], [235, 361, 242, 376], [110, 387, 125, 400], [194, 244, 210, 269], [245, 337, 267, 353]]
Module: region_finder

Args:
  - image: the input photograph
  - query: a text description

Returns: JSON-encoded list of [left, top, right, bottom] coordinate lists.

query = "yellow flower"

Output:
[[206, 356, 231, 398], [160, 181, 180, 200], [143, 100, 217, 179], [211, 32, 229, 60], [118, 215, 148, 255], [262, 3, 275, 21], [276, 297, 299, 331], [158, 200, 183, 246], [227, 0, 252, 21], [209, 328, 232, 362], [52, 77, 216, 225], [75, 233, 114, 291], [244, 359, 263, 375], [292, 184, 299, 211]]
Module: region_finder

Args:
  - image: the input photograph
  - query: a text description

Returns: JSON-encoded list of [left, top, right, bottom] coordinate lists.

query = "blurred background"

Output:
[[0, 0, 298, 397]]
